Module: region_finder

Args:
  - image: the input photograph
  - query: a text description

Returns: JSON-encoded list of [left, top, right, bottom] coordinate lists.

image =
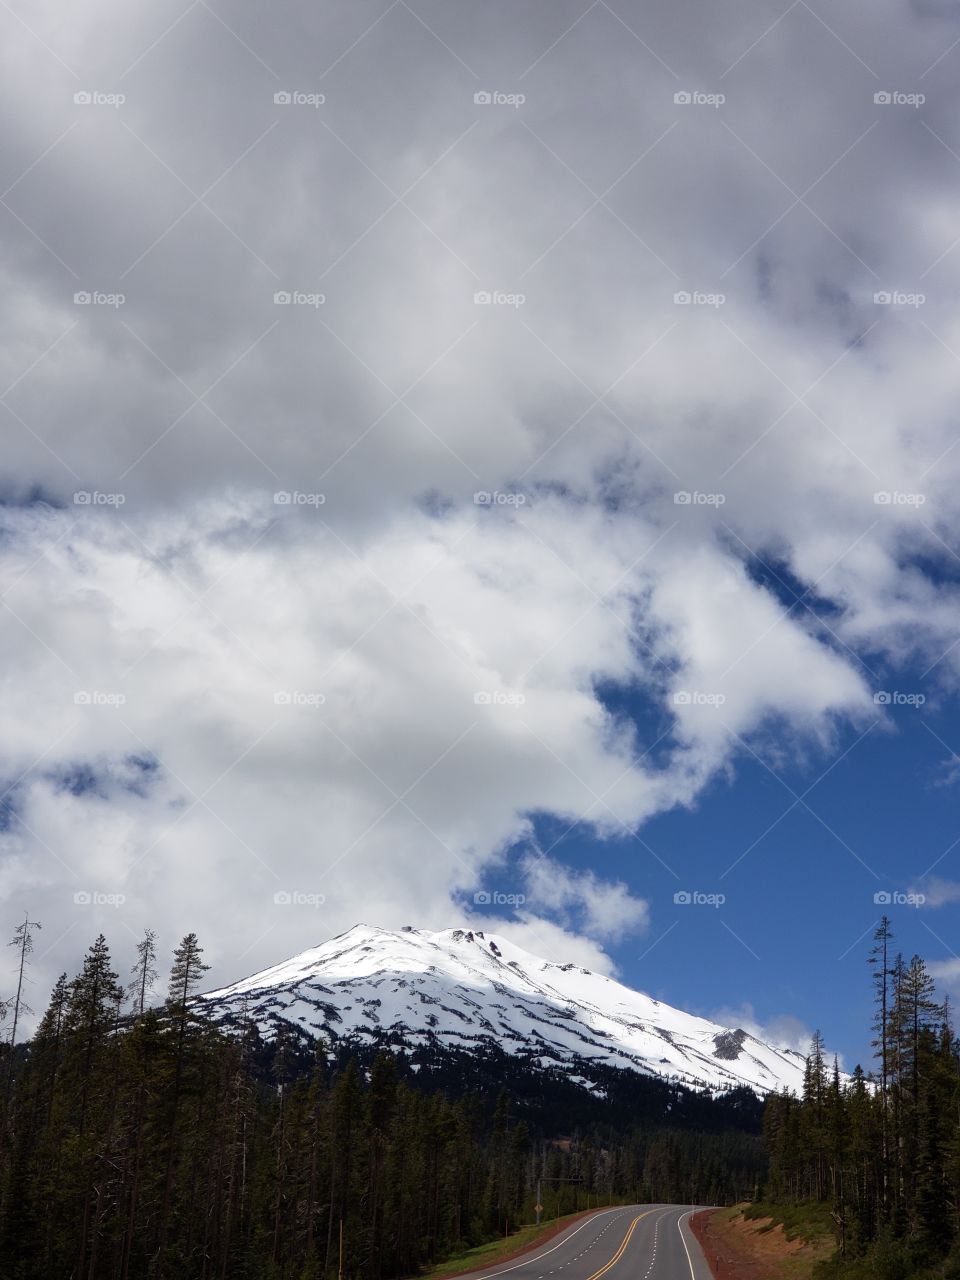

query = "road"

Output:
[[457, 1205, 716, 1280]]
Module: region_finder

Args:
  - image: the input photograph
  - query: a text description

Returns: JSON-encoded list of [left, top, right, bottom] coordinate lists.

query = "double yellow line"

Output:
[[584, 1211, 652, 1280]]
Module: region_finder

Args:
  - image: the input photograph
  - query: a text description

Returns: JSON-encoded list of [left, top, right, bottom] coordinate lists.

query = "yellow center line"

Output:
[[585, 1211, 653, 1280]]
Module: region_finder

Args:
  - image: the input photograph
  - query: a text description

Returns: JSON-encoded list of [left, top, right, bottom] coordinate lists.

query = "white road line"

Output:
[[468, 1208, 629, 1280], [677, 1209, 700, 1280]]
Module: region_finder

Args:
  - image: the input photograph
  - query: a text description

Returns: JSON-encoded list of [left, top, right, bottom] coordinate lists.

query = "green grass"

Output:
[[742, 1200, 836, 1245]]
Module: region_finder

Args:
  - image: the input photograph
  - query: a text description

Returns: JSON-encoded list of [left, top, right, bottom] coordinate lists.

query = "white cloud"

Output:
[[0, 493, 873, 1007], [3, 0, 960, 1025], [519, 852, 650, 942], [927, 958, 960, 993], [912, 877, 960, 908]]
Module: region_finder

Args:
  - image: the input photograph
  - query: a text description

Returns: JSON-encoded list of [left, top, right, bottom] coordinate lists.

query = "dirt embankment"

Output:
[[690, 1206, 832, 1280]]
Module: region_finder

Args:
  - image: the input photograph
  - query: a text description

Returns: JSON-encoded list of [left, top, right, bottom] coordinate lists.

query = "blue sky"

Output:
[[469, 685, 960, 1069]]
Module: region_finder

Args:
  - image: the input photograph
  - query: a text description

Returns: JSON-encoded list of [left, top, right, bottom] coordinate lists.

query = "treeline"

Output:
[[0, 925, 766, 1279], [763, 917, 960, 1279]]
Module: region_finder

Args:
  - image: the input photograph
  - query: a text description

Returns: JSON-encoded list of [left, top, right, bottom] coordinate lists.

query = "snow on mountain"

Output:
[[199, 924, 809, 1096]]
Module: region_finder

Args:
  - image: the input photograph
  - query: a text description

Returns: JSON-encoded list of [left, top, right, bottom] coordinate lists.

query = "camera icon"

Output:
[[73, 491, 92, 505], [873, 690, 891, 704], [74, 890, 92, 904], [874, 890, 892, 904], [674, 91, 692, 105], [74, 690, 92, 704], [274, 91, 292, 105], [474, 890, 492, 903], [274, 291, 291, 305], [273, 491, 292, 504], [673, 690, 691, 704], [473, 491, 492, 505], [674, 291, 691, 304], [474, 291, 492, 305], [73, 91, 92, 105], [873, 491, 892, 504], [74, 291, 91, 305], [474, 91, 492, 105], [274, 691, 292, 704], [874, 92, 891, 105], [274, 890, 292, 905], [473, 691, 492, 705], [874, 291, 892, 304], [673, 491, 692, 505], [674, 890, 692, 904]]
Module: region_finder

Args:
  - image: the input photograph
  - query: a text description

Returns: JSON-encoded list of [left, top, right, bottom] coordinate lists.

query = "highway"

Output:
[[458, 1205, 716, 1280]]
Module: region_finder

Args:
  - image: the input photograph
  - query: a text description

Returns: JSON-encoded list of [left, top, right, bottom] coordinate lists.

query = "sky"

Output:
[[2, 0, 960, 1070]]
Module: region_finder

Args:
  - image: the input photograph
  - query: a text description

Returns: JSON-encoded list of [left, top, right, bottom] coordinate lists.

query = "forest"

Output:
[[0, 923, 764, 1280], [763, 916, 960, 1279]]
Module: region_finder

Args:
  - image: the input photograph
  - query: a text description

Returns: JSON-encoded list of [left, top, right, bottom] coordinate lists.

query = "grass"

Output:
[[742, 1200, 837, 1245]]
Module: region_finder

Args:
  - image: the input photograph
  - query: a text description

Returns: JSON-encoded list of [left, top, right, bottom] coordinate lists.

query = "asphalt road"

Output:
[[460, 1205, 716, 1280]]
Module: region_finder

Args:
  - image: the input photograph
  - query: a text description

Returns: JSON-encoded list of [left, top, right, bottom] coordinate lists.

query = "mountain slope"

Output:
[[199, 924, 809, 1095]]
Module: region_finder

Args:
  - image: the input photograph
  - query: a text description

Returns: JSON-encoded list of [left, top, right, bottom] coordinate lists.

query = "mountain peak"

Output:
[[200, 923, 809, 1096]]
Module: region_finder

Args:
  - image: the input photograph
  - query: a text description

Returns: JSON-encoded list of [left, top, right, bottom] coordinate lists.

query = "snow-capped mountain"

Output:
[[199, 924, 809, 1096]]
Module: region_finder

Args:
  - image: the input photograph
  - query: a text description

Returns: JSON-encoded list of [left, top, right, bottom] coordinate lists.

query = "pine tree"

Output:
[[3, 913, 41, 1123], [129, 927, 159, 1017], [153, 933, 210, 1273], [6, 913, 40, 1055], [868, 915, 894, 1209]]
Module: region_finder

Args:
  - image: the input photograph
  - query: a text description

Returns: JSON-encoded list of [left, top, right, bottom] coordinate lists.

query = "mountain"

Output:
[[199, 923, 809, 1096]]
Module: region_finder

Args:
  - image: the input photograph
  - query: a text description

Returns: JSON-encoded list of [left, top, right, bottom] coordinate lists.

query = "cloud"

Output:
[[519, 851, 650, 942], [927, 958, 960, 993], [0, 494, 870, 1006], [932, 756, 960, 789], [911, 876, 960, 908], [3, 0, 960, 1016]]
